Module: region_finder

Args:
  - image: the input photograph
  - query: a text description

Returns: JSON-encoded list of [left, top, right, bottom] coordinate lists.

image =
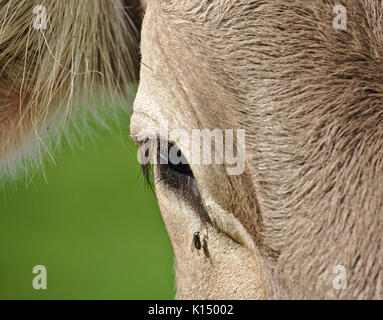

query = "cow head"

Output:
[[2, 0, 382, 299], [131, 0, 383, 299]]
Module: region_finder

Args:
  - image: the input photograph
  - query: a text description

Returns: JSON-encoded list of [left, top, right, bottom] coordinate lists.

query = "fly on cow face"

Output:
[[193, 231, 202, 250]]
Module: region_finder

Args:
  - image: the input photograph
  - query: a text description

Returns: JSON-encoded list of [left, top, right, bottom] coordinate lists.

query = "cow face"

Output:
[[3, 0, 382, 299], [131, 1, 267, 299], [132, 0, 383, 299]]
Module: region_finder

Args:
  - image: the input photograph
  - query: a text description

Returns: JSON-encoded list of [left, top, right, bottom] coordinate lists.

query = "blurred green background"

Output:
[[0, 98, 175, 299]]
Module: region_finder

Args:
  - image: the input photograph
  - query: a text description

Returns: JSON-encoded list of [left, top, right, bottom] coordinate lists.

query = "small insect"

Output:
[[193, 231, 202, 250]]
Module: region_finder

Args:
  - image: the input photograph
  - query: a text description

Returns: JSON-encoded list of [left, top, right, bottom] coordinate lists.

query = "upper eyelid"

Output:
[[129, 111, 160, 146], [130, 132, 149, 146], [130, 129, 179, 153], [129, 123, 155, 146], [130, 111, 190, 163], [129, 127, 158, 147]]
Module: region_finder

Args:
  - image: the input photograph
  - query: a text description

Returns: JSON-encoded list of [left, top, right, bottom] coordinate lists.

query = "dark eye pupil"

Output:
[[168, 148, 193, 176], [168, 161, 193, 176], [160, 142, 193, 177]]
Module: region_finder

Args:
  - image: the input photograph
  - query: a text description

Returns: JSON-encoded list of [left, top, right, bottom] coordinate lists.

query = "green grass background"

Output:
[[0, 106, 175, 299]]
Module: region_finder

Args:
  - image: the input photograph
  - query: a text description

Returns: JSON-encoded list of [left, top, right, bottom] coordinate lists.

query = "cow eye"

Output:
[[157, 142, 195, 192], [160, 143, 193, 177], [140, 139, 206, 216], [140, 140, 195, 193]]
